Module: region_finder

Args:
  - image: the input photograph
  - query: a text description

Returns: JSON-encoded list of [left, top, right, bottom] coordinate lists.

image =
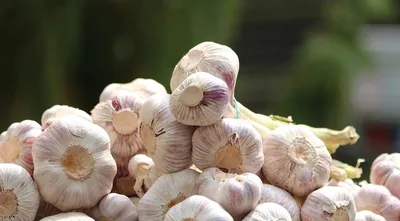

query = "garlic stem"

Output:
[[332, 159, 364, 179]]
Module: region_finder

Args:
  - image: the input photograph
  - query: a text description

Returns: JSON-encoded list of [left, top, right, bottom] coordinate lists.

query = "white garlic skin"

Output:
[[139, 93, 195, 174], [39, 212, 94, 221], [355, 210, 386, 221], [353, 183, 400, 221], [0, 163, 40, 221], [138, 169, 200, 221], [370, 153, 400, 199], [195, 167, 263, 220], [32, 116, 117, 211], [169, 71, 230, 126], [164, 195, 234, 221], [192, 118, 264, 174], [301, 185, 356, 221], [262, 125, 332, 197], [171, 41, 239, 104], [41, 105, 93, 130], [0, 120, 42, 175], [91, 193, 138, 221], [259, 184, 300, 221], [128, 154, 158, 197], [242, 202, 293, 221]]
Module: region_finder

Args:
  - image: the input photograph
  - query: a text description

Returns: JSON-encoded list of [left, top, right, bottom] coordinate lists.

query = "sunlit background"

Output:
[[1, 0, 399, 180]]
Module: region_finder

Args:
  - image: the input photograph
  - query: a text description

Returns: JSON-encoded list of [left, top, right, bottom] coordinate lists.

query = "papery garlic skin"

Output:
[[39, 212, 94, 221], [41, 105, 92, 130], [91, 193, 138, 221], [301, 186, 356, 221], [32, 116, 117, 211], [169, 72, 230, 126], [355, 210, 386, 221], [259, 184, 300, 221], [0, 163, 40, 221], [327, 178, 360, 196], [171, 41, 239, 104], [164, 195, 233, 221], [370, 153, 400, 199], [353, 183, 400, 221], [138, 169, 200, 221], [139, 93, 195, 174], [192, 118, 264, 174], [195, 167, 263, 220], [242, 202, 293, 221], [0, 120, 42, 175], [128, 154, 157, 197], [262, 125, 332, 197]]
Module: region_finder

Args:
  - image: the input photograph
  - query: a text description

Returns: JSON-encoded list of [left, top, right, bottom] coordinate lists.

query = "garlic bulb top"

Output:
[[138, 169, 200, 221], [262, 125, 332, 197], [0, 120, 42, 175], [242, 202, 293, 221], [370, 152, 400, 199], [41, 105, 92, 130], [0, 163, 40, 221], [39, 212, 94, 221], [164, 195, 234, 221], [171, 41, 239, 103], [355, 210, 386, 221], [32, 116, 117, 211], [169, 72, 230, 126], [91, 193, 138, 221], [192, 118, 264, 174]]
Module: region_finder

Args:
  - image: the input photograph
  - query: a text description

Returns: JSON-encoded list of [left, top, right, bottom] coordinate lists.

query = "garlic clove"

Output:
[[301, 185, 356, 221], [164, 195, 234, 221], [262, 125, 332, 197], [355, 210, 386, 221], [195, 167, 263, 221], [242, 202, 293, 221], [90, 193, 138, 221], [0, 163, 40, 221], [139, 93, 195, 174], [169, 71, 230, 126], [38, 212, 94, 221], [259, 184, 301, 221], [192, 118, 264, 174], [32, 116, 117, 211], [128, 154, 158, 197], [138, 169, 200, 221], [353, 183, 400, 221], [0, 120, 42, 175], [41, 105, 92, 130], [370, 153, 400, 199]]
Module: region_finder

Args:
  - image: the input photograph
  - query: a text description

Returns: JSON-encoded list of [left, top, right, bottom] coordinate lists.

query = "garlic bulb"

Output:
[[169, 72, 230, 126], [242, 202, 293, 221], [34, 199, 61, 221], [192, 118, 264, 174], [164, 195, 233, 221], [138, 169, 200, 221], [355, 210, 386, 221], [41, 105, 92, 130], [139, 93, 195, 174], [353, 183, 400, 221], [39, 212, 94, 221], [195, 167, 263, 220], [0, 120, 42, 175], [370, 152, 400, 199], [327, 178, 360, 194], [259, 184, 300, 221], [171, 41, 239, 103], [128, 154, 158, 197], [262, 125, 332, 197], [0, 163, 40, 221], [301, 186, 356, 221], [91, 92, 145, 159], [99, 78, 167, 102], [112, 176, 136, 197], [32, 116, 117, 211], [90, 193, 138, 221]]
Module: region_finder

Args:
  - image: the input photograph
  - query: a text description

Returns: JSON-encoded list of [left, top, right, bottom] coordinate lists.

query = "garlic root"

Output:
[[41, 105, 92, 130]]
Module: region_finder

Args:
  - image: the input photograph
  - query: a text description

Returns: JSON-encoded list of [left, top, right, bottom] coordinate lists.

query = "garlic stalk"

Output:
[[195, 167, 263, 220], [355, 210, 386, 221], [41, 105, 93, 130], [192, 118, 264, 174], [330, 158, 364, 181], [242, 202, 293, 221], [0, 120, 42, 175], [128, 154, 158, 197], [32, 116, 117, 211], [301, 186, 356, 221], [38, 212, 94, 221], [90, 193, 138, 221], [370, 152, 400, 199], [0, 163, 40, 221], [138, 169, 200, 221], [262, 125, 332, 197], [164, 195, 234, 221]]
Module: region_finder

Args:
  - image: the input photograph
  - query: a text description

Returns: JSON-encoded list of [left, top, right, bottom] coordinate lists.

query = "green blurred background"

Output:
[[1, 0, 399, 180]]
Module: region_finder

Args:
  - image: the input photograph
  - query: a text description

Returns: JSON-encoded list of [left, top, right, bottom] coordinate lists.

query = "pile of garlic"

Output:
[[0, 42, 399, 221]]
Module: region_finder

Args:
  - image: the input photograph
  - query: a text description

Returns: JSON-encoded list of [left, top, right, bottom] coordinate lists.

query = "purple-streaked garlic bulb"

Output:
[[370, 152, 400, 199], [41, 105, 92, 130], [90, 193, 138, 221]]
